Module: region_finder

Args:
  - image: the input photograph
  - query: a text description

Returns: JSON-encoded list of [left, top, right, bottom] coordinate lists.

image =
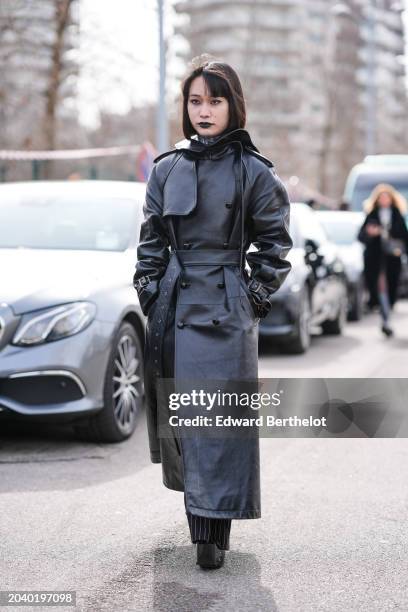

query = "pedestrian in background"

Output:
[[133, 56, 292, 569], [358, 183, 408, 336]]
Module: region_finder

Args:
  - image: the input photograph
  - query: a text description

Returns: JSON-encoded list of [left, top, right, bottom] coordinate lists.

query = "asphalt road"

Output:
[[1, 302, 408, 612], [259, 299, 408, 378]]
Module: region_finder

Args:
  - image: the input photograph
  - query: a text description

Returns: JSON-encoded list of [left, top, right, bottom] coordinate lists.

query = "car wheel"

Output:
[[280, 287, 311, 354], [321, 293, 348, 335], [75, 322, 144, 443], [348, 279, 364, 322]]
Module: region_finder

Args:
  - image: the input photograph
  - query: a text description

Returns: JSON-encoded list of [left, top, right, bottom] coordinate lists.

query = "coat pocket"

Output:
[[239, 278, 258, 322]]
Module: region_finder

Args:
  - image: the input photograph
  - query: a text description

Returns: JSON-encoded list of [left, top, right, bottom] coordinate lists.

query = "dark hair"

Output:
[[181, 54, 246, 138]]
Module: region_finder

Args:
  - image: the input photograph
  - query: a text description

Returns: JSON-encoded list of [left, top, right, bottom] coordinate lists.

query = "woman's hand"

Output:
[[247, 279, 273, 318], [366, 223, 382, 237]]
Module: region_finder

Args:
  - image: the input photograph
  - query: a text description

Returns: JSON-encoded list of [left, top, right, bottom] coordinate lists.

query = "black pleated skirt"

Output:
[[186, 508, 231, 550]]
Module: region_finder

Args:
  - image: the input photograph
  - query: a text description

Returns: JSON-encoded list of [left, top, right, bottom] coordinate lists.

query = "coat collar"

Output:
[[174, 128, 260, 157], [154, 128, 273, 166]]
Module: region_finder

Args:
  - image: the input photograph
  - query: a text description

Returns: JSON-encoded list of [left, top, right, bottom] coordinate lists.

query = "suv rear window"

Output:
[[351, 171, 408, 211]]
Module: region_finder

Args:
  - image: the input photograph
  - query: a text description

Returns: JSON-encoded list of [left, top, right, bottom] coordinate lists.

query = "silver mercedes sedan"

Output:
[[0, 180, 146, 442]]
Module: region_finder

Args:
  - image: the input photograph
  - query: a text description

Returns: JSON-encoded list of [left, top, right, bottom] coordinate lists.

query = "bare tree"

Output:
[[42, 0, 78, 177], [43, 0, 76, 151], [0, 0, 79, 167]]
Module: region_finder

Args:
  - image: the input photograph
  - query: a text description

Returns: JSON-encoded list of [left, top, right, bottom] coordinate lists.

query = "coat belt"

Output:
[[173, 248, 241, 266], [149, 249, 241, 381]]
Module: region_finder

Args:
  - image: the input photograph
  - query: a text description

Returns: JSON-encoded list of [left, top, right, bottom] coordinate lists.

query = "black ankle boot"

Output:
[[196, 543, 225, 569], [381, 324, 393, 337]]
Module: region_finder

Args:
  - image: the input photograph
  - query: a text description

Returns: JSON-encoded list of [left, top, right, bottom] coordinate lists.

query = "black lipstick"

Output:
[[198, 122, 213, 128]]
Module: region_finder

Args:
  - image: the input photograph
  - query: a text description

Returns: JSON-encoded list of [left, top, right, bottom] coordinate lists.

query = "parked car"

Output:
[[344, 155, 408, 212], [259, 203, 348, 354], [0, 180, 147, 442], [315, 211, 365, 321], [398, 252, 408, 298]]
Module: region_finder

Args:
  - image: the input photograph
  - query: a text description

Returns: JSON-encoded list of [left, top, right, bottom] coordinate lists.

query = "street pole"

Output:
[[331, 2, 377, 157], [156, 0, 169, 153], [365, 0, 377, 156], [318, 10, 339, 195]]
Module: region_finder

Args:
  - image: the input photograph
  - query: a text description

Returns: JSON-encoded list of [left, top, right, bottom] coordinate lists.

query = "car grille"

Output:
[[0, 374, 85, 406]]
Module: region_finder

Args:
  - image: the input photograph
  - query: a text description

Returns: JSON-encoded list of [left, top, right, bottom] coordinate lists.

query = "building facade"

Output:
[[174, 0, 408, 199]]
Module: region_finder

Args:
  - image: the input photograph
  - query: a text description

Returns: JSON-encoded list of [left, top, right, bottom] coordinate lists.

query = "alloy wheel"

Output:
[[112, 333, 142, 431]]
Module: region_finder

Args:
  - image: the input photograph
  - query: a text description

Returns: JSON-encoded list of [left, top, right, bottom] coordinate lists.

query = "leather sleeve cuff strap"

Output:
[[248, 279, 271, 302], [248, 279, 263, 294], [133, 275, 152, 292]]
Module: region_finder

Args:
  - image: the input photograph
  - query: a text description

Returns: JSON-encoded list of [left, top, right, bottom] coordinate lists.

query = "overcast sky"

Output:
[[77, 0, 408, 129], [78, 0, 183, 128]]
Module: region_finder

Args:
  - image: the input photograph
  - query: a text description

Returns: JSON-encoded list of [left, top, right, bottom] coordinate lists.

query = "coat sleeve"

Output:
[[133, 164, 170, 315], [357, 214, 377, 245], [246, 166, 293, 314]]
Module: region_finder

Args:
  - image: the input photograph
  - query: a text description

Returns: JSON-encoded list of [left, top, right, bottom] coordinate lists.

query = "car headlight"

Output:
[[12, 301, 97, 346]]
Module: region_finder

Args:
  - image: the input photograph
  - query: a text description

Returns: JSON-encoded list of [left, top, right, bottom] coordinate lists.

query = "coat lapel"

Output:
[[160, 129, 272, 217], [162, 155, 197, 217]]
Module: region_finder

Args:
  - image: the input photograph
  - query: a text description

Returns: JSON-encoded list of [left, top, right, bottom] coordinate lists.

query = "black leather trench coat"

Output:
[[134, 128, 292, 519]]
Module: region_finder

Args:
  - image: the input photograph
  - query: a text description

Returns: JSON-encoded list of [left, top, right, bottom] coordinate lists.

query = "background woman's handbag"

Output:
[[381, 236, 406, 257]]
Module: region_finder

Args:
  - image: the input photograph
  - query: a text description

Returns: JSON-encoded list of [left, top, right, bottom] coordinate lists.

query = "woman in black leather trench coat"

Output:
[[358, 183, 408, 336], [133, 57, 293, 569]]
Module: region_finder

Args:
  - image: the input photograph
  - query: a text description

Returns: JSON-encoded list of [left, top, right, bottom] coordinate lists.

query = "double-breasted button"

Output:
[[225, 202, 232, 209], [212, 319, 220, 325], [217, 282, 225, 289], [177, 321, 185, 329], [183, 242, 192, 249], [222, 242, 229, 249], [180, 281, 190, 289]]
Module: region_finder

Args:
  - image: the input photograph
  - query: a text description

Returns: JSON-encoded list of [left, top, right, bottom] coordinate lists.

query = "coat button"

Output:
[[222, 242, 228, 249], [217, 282, 225, 289], [183, 242, 192, 249], [180, 281, 190, 289], [177, 321, 185, 329], [225, 202, 232, 209], [212, 319, 220, 325]]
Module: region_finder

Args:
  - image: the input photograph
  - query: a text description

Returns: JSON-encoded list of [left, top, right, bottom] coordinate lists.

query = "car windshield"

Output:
[[291, 206, 328, 247], [318, 219, 361, 245], [0, 192, 139, 251], [351, 172, 408, 211]]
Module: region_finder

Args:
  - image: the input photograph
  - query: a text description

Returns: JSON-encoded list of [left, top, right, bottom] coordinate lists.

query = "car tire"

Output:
[[321, 293, 348, 335], [280, 287, 311, 354], [348, 278, 364, 322], [75, 322, 144, 443]]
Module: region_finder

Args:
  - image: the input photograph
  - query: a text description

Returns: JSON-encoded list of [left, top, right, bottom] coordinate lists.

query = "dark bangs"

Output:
[[201, 71, 231, 99]]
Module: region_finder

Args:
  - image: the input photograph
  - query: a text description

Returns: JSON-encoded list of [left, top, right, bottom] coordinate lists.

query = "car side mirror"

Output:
[[304, 239, 324, 268], [304, 238, 319, 253]]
